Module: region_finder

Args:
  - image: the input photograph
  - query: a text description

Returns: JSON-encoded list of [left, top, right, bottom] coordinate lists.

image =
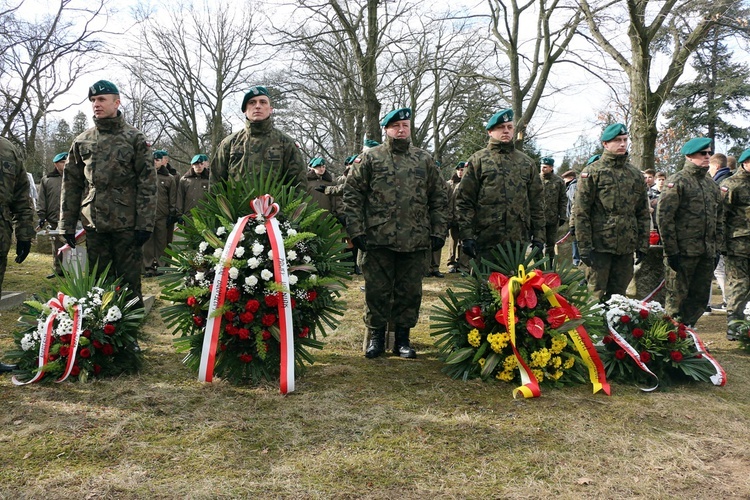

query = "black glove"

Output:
[[431, 236, 445, 251], [667, 254, 681, 272], [558, 218, 566, 227], [64, 233, 76, 249], [634, 250, 646, 265], [175, 216, 184, 225], [569, 225, 575, 236], [36, 219, 46, 231], [352, 235, 368, 252], [135, 230, 152, 246], [530, 239, 544, 255], [579, 249, 593, 267], [314, 185, 327, 193], [15, 240, 31, 264], [462, 239, 478, 259]]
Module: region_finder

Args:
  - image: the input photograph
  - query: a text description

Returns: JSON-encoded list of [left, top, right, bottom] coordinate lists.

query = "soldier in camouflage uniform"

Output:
[[37, 152, 67, 277], [540, 157, 566, 265], [177, 154, 210, 218], [211, 86, 307, 191], [720, 148, 750, 340], [656, 137, 723, 327], [142, 150, 176, 276], [60, 80, 157, 316], [447, 161, 469, 273], [344, 108, 448, 359], [455, 109, 545, 262], [573, 124, 649, 302]]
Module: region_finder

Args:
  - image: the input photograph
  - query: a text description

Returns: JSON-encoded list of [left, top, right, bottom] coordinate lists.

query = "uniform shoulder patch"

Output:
[[580, 172, 589, 178], [295, 141, 301, 149], [667, 182, 675, 188], [721, 186, 729, 192], [354, 157, 362, 163]]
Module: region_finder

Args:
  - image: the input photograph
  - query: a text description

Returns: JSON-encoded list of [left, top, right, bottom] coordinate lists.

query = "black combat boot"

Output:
[[365, 328, 386, 358], [393, 327, 416, 359]]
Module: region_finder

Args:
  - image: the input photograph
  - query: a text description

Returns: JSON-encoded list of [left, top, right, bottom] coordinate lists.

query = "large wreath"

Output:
[[160, 171, 349, 386]]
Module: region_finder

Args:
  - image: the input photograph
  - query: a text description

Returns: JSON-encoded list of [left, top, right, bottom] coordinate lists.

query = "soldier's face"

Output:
[[456, 167, 464, 178], [193, 162, 206, 174], [488, 122, 514, 143], [687, 148, 712, 168], [313, 165, 326, 176], [541, 164, 553, 175], [54, 160, 65, 174], [244, 96, 272, 122], [90, 94, 120, 119], [385, 120, 410, 139], [603, 135, 628, 155]]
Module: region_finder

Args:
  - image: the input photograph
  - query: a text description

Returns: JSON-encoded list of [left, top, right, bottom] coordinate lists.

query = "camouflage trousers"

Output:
[[142, 217, 169, 271], [0, 219, 11, 297], [447, 226, 470, 271], [361, 247, 428, 329], [584, 251, 634, 302], [87, 229, 144, 309], [544, 223, 559, 259], [664, 254, 713, 327], [725, 255, 750, 334]]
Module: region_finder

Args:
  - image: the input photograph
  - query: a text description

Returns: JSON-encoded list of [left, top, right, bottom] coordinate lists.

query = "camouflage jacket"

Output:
[[306, 169, 338, 214], [155, 165, 177, 220], [343, 136, 448, 252], [455, 138, 545, 247], [59, 112, 157, 233], [177, 168, 210, 216], [0, 137, 34, 241], [37, 168, 63, 226], [656, 161, 723, 257], [541, 172, 566, 225], [210, 117, 307, 191], [446, 173, 461, 228], [573, 151, 649, 255], [720, 168, 750, 257]]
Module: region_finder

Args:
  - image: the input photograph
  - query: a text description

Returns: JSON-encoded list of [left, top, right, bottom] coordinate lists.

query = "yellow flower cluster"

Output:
[[550, 335, 567, 354], [564, 356, 575, 369], [550, 356, 562, 369], [487, 331, 510, 353], [548, 370, 564, 380], [530, 348, 551, 368], [496, 370, 515, 381], [467, 328, 481, 348], [503, 355, 517, 370], [532, 369, 544, 382], [478, 357, 486, 368]]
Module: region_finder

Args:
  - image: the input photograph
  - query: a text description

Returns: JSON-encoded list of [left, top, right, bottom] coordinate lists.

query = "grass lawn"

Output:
[[1, 250, 749, 499]]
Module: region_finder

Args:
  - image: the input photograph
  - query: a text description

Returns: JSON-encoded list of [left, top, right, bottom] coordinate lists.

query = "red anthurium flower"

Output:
[[670, 351, 683, 362], [488, 272, 509, 292], [517, 282, 538, 309], [546, 307, 567, 329], [615, 349, 627, 360], [542, 272, 561, 289], [526, 317, 545, 339], [465, 306, 486, 330]]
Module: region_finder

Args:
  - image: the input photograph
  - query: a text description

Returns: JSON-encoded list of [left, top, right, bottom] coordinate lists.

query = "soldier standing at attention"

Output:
[[446, 161, 468, 273], [307, 157, 337, 215], [344, 108, 448, 359], [573, 124, 649, 302], [60, 80, 157, 315], [211, 85, 307, 191], [37, 152, 67, 278], [656, 137, 723, 327], [455, 109, 545, 262], [177, 154, 210, 219], [722, 148, 750, 340], [540, 157, 566, 266], [142, 150, 176, 276]]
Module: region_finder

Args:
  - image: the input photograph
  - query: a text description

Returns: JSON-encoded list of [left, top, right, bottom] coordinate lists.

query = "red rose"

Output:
[[678, 323, 687, 333], [223, 310, 236, 322], [93, 340, 103, 349], [239, 353, 253, 363], [70, 365, 80, 377], [59, 345, 70, 357], [225, 325, 237, 335], [603, 335, 613, 344], [60, 334, 72, 343], [103, 323, 116, 335], [93, 364, 102, 375], [187, 296, 197, 307], [239, 312, 254, 324], [678, 330, 687, 339], [615, 349, 627, 360], [79, 348, 91, 358], [299, 327, 309, 338], [245, 299, 260, 312], [101, 344, 114, 356], [639, 309, 649, 319], [695, 353, 703, 359], [620, 315, 631, 324], [262, 330, 271, 340], [546, 307, 567, 329], [668, 332, 677, 343], [670, 351, 683, 362], [226, 287, 241, 303], [237, 328, 250, 340], [262, 314, 277, 326], [193, 316, 204, 327], [49, 354, 58, 361], [307, 290, 317, 302], [265, 293, 279, 307], [465, 306, 486, 330], [639, 351, 651, 363], [632, 328, 645, 339], [82, 329, 91, 338]]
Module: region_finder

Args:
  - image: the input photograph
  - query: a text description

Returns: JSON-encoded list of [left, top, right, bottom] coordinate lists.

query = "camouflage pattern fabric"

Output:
[[177, 169, 210, 217], [87, 229, 145, 309], [210, 117, 307, 191], [725, 256, 750, 335], [541, 171, 566, 225], [583, 251, 635, 302], [143, 166, 176, 270], [37, 168, 62, 226], [720, 167, 750, 332], [663, 254, 714, 327]]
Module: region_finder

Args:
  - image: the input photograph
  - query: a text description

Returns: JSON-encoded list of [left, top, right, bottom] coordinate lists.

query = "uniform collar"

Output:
[[600, 149, 628, 167], [488, 138, 515, 153], [385, 135, 410, 154], [94, 110, 125, 133], [246, 116, 274, 136]]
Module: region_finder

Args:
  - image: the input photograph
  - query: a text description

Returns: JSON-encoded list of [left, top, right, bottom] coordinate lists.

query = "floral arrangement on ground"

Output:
[[160, 171, 350, 385], [729, 303, 750, 353], [599, 294, 725, 389], [430, 243, 609, 398], [6, 263, 144, 384]]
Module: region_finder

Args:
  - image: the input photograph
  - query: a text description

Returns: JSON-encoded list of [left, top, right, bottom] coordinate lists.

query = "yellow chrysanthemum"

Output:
[[551, 336, 567, 355], [496, 370, 515, 382], [503, 355, 518, 369], [478, 357, 486, 367], [550, 356, 562, 369], [467, 328, 481, 348], [549, 370, 563, 381], [530, 348, 551, 368], [532, 369, 544, 382], [563, 356, 575, 369]]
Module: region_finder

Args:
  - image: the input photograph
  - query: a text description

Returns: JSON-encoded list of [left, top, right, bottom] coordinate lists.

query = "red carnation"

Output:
[[220, 343, 227, 351], [307, 290, 317, 302], [262, 314, 277, 326], [187, 296, 197, 307], [245, 299, 260, 312], [226, 287, 241, 303], [678, 330, 687, 339], [93, 340, 104, 349], [695, 353, 703, 359], [70, 365, 80, 377], [265, 293, 280, 307], [223, 310, 236, 322], [632, 328, 645, 339], [60, 334, 72, 343], [101, 344, 114, 356], [79, 348, 91, 358], [678, 323, 687, 333], [239, 353, 253, 363], [639, 351, 651, 363], [82, 329, 91, 338], [620, 315, 631, 324], [291, 298, 296, 309], [49, 354, 58, 361], [639, 309, 649, 319], [193, 315, 204, 327], [93, 364, 102, 375], [602, 335, 613, 344], [59, 345, 70, 357], [299, 327, 309, 338], [237, 328, 250, 340], [239, 312, 254, 324], [615, 349, 627, 360], [670, 351, 683, 362], [225, 324, 237, 335], [262, 330, 271, 340], [103, 323, 116, 335], [668, 332, 677, 343], [465, 306, 486, 330]]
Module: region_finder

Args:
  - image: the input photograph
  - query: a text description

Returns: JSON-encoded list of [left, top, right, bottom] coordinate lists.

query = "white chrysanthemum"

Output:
[[303, 255, 312, 264], [234, 246, 246, 258], [247, 257, 260, 269], [56, 317, 73, 336], [252, 242, 264, 256], [287, 250, 297, 261], [239, 233, 245, 241], [287, 228, 297, 237], [229, 267, 239, 279], [199, 241, 209, 253], [261, 269, 273, 281], [213, 248, 223, 258], [268, 250, 274, 259], [288, 274, 298, 285], [105, 306, 122, 322], [21, 334, 36, 351], [216, 226, 227, 236], [245, 275, 258, 287], [195, 271, 205, 281], [255, 225, 267, 235]]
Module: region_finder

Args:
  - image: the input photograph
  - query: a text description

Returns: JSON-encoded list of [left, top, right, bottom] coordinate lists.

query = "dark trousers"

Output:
[[86, 228, 144, 308], [664, 254, 713, 327]]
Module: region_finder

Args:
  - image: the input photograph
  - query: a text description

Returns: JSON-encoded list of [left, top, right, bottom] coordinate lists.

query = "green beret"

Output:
[[738, 148, 750, 165], [380, 108, 411, 127], [153, 151, 165, 160], [191, 154, 208, 164], [309, 157, 325, 168], [88, 80, 119, 99], [586, 154, 601, 166], [456, 161, 466, 169], [241, 86, 270, 112], [541, 157, 554, 166], [680, 137, 712, 156], [601, 123, 628, 142], [344, 155, 357, 165], [160, 149, 169, 156], [363, 139, 380, 148], [53, 152, 68, 163], [485, 109, 514, 130]]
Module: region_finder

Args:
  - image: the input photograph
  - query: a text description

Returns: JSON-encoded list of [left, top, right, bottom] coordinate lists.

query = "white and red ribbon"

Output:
[[57, 228, 86, 255], [677, 321, 726, 387], [555, 231, 571, 245], [641, 279, 665, 303], [605, 316, 659, 392]]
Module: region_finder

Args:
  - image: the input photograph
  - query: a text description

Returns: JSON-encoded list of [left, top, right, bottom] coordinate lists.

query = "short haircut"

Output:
[[727, 156, 737, 170], [643, 168, 656, 176], [709, 153, 727, 169], [655, 171, 667, 179]]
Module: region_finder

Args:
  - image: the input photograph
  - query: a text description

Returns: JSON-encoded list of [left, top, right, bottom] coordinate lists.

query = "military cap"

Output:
[[380, 108, 411, 127], [363, 139, 380, 148], [153, 150, 166, 160], [586, 154, 601, 165], [344, 155, 357, 165], [601, 123, 628, 142], [160, 149, 169, 156], [738, 148, 750, 165], [241, 86, 270, 112], [541, 157, 554, 166], [309, 157, 325, 168], [53, 152, 68, 163], [485, 109, 514, 130], [680, 137, 712, 156], [191, 154, 208, 164], [88, 80, 119, 99], [456, 161, 466, 169]]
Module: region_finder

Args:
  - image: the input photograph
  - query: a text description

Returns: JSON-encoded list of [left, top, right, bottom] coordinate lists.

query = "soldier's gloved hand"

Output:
[[634, 250, 646, 265], [569, 225, 575, 236], [431, 236, 445, 251], [314, 185, 327, 193], [352, 235, 368, 252], [558, 218, 566, 227], [462, 239, 478, 259], [579, 249, 593, 267], [667, 254, 681, 272], [15, 240, 31, 264], [529, 238, 544, 256], [175, 216, 184, 225], [64, 233, 76, 249], [36, 219, 46, 231], [135, 230, 152, 247]]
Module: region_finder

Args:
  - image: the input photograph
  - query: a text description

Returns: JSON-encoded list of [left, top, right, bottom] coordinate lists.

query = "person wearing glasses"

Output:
[[656, 138, 724, 327], [572, 123, 650, 302]]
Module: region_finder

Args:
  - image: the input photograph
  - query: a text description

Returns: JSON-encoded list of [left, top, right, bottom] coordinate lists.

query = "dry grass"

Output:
[[1, 251, 749, 499]]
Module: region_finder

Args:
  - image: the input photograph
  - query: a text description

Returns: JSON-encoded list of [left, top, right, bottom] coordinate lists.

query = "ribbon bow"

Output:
[[250, 194, 280, 219]]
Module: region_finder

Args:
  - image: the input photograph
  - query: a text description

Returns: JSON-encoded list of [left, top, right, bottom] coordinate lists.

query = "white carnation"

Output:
[[245, 275, 258, 287], [216, 227, 227, 236], [247, 257, 260, 269], [261, 269, 273, 281], [234, 246, 246, 258], [229, 267, 239, 279], [199, 241, 209, 253], [255, 225, 267, 235], [252, 242, 264, 256]]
